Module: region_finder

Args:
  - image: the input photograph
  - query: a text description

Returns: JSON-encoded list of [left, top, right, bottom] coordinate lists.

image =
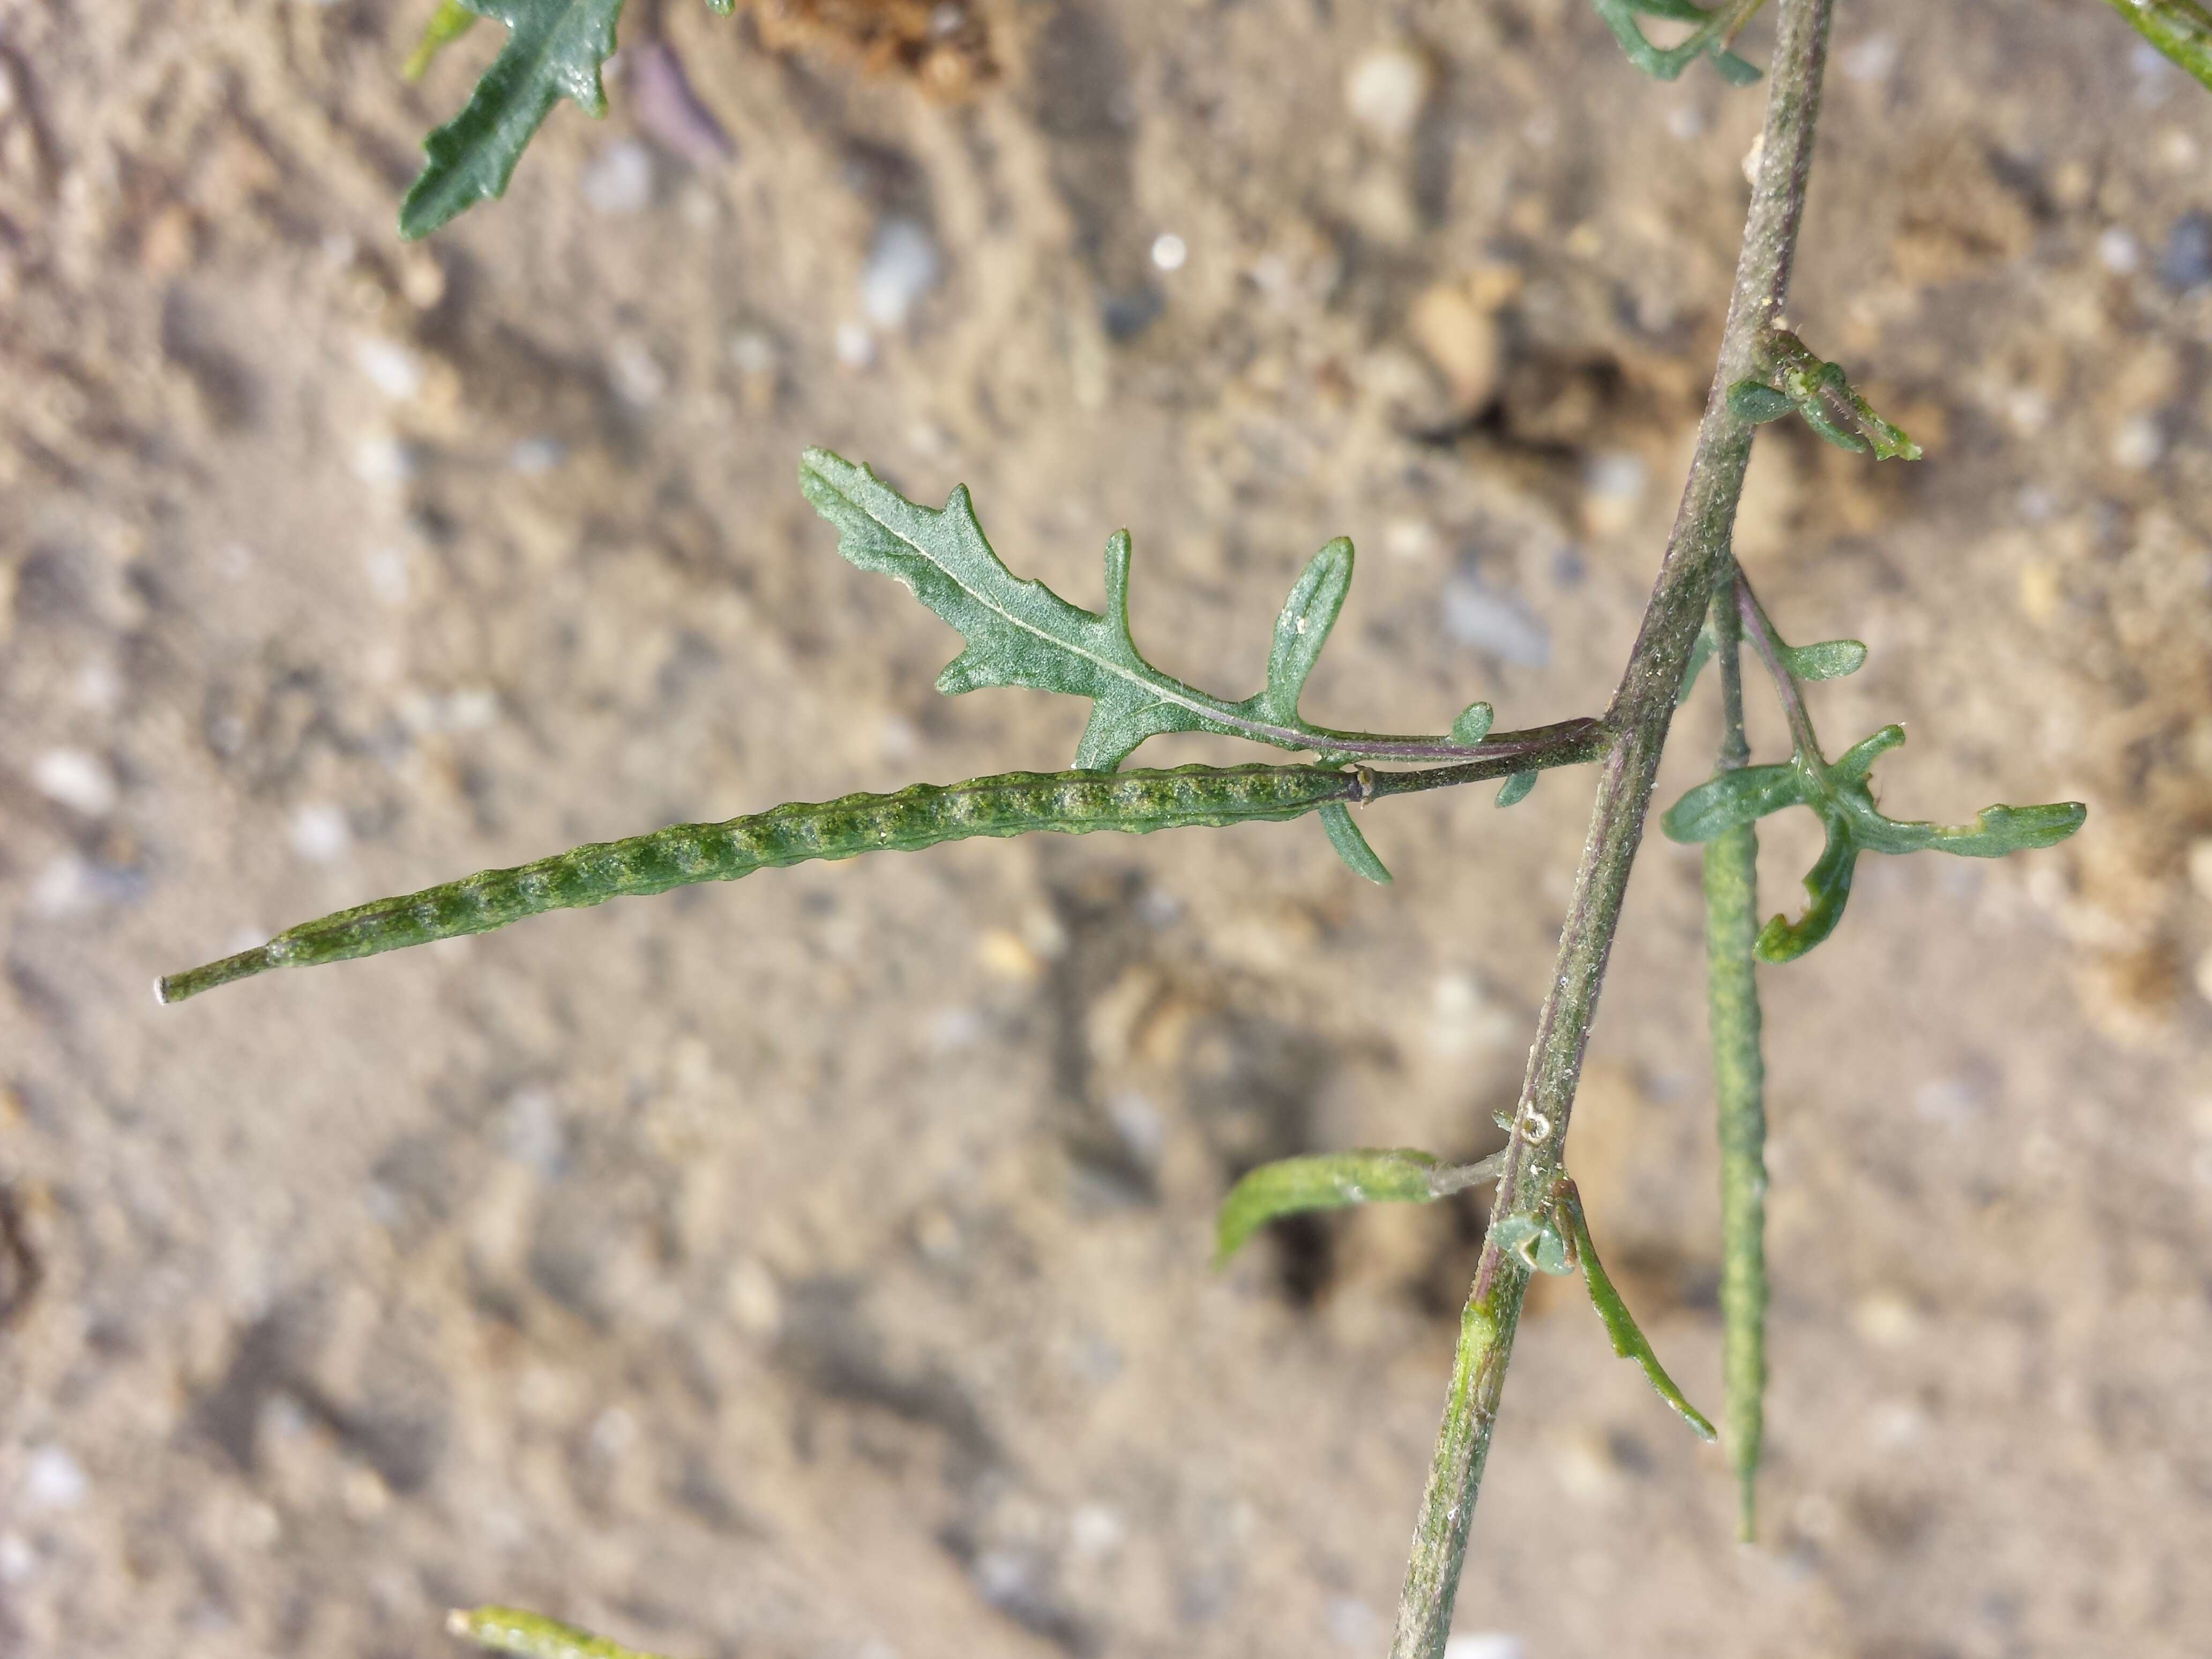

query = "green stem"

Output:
[[1389, 2, 1834, 1650], [2103, 0, 2212, 90], [1705, 569, 1768, 1542]]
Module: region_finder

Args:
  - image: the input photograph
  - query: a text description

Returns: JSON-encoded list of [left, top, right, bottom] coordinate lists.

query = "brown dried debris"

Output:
[[744, 0, 996, 100]]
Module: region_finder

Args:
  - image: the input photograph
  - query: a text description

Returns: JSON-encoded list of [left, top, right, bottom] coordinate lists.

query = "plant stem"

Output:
[[1705, 569, 1768, 1543], [1388, 3, 1834, 1651]]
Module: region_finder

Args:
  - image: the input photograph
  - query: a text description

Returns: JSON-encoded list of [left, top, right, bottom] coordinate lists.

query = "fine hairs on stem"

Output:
[[155, 0, 2188, 1653]]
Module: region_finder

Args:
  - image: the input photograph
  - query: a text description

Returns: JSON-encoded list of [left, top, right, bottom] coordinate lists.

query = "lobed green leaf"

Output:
[[400, 0, 626, 241]]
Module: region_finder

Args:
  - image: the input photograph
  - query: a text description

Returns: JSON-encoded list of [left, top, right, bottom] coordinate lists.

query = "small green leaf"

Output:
[[450, 1605, 681, 1659], [1744, 331, 1923, 461], [1491, 1210, 1574, 1275], [1660, 762, 1798, 844], [1319, 803, 1392, 884], [1451, 701, 1497, 746], [1561, 1186, 1718, 1441], [1589, 0, 1767, 82], [1710, 46, 1763, 84], [1496, 771, 1537, 809], [1780, 638, 1866, 681], [403, 0, 481, 81], [1259, 540, 1354, 724], [400, 0, 627, 240], [1727, 380, 1793, 424], [1216, 1149, 1498, 1264]]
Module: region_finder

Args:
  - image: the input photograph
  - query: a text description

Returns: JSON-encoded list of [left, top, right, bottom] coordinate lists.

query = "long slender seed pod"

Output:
[[1705, 572, 1770, 1541], [156, 764, 1361, 1004]]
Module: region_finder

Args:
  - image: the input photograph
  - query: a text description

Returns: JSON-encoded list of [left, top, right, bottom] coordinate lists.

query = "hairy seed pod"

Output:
[[157, 764, 1358, 1003]]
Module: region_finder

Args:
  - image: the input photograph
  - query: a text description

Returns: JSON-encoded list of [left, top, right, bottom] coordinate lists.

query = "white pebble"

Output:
[[861, 216, 940, 329], [1344, 43, 1434, 141], [581, 139, 655, 215], [1150, 231, 1187, 272], [509, 437, 564, 475], [608, 338, 668, 407], [352, 335, 424, 401], [2098, 227, 2142, 274], [2186, 838, 2212, 904], [288, 803, 352, 863], [835, 322, 877, 370], [0, 1533, 32, 1583], [364, 547, 410, 607], [1326, 1598, 1379, 1648], [728, 328, 778, 376], [24, 1446, 87, 1511], [1444, 1636, 1523, 1659], [351, 432, 415, 487], [32, 748, 117, 816], [2111, 414, 2164, 471], [29, 856, 98, 920], [1839, 33, 1898, 85]]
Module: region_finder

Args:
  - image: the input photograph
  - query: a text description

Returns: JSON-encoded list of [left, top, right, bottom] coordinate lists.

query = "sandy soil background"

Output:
[[5, 2, 2212, 1656]]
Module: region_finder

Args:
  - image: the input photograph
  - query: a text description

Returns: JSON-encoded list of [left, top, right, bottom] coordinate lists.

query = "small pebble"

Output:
[[1407, 281, 1500, 414], [1441, 567, 1550, 666], [2159, 211, 2212, 292], [24, 1446, 87, 1511], [581, 139, 655, 215], [835, 322, 877, 370], [1326, 1598, 1380, 1649], [2097, 227, 2142, 275], [1839, 33, 1898, 84], [2110, 414, 2164, 472], [509, 437, 564, 475], [352, 337, 424, 401], [1344, 43, 1434, 141], [1149, 232, 1187, 272], [2185, 838, 2212, 905], [1443, 1638, 1523, 1659], [288, 802, 352, 863], [861, 216, 940, 329], [608, 338, 668, 407], [32, 748, 117, 816]]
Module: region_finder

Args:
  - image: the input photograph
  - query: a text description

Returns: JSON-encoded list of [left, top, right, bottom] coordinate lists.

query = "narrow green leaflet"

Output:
[[2103, 0, 2212, 92], [400, 0, 626, 241], [1729, 330, 1921, 460], [1682, 625, 1862, 704], [450, 1606, 681, 1659], [1559, 1185, 1718, 1441], [1663, 723, 2084, 961], [799, 450, 1485, 773], [1495, 771, 1537, 808], [403, 0, 481, 81], [1319, 803, 1392, 883], [1590, 0, 1766, 83], [1214, 1148, 1503, 1264]]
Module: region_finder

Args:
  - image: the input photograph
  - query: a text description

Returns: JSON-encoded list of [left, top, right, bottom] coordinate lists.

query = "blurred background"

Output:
[[4, 2, 2210, 1655]]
